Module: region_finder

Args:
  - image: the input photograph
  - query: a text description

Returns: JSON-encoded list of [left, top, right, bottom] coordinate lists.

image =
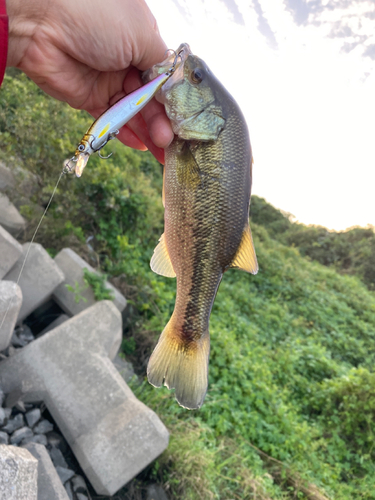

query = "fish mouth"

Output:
[[142, 43, 192, 103]]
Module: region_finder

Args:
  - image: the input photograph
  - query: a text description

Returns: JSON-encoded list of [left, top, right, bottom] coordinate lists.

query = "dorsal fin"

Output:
[[228, 224, 258, 274], [150, 233, 176, 278]]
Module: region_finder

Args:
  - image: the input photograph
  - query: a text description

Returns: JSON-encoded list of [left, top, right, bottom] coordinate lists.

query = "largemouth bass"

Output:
[[144, 44, 258, 410]]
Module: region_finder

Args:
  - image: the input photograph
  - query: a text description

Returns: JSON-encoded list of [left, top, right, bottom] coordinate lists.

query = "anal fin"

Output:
[[150, 233, 176, 278], [228, 224, 258, 274]]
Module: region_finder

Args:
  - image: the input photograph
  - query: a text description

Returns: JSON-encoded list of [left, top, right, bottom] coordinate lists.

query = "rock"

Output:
[[39, 314, 69, 335], [0, 387, 4, 406], [34, 419, 54, 434], [0, 407, 6, 426], [11, 325, 34, 348], [11, 330, 28, 348], [53, 248, 126, 316], [0, 193, 26, 236], [0, 301, 169, 496], [0, 161, 16, 191], [71, 474, 88, 494], [2, 413, 25, 434], [25, 408, 41, 428], [76, 494, 89, 500], [0, 281, 23, 351], [0, 431, 9, 444], [113, 353, 135, 383], [0, 444, 38, 499], [24, 442, 69, 500], [146, 484, 169, 500], [49, 446, 68, 468], [17, 325, 35, 344], [0, 225, 23, 279], [15, 401, 26, 413], [4, 243, 65, 323], [55, 466, 75, 484], [31, 434, 48, 446], [10, 426, 33, 445], [65, 481, 74, 500], [46, 431, 68, 452]]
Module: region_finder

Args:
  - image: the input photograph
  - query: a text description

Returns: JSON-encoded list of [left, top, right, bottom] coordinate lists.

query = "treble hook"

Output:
[[166, 50, 183, 76], [94, 129, 119, 160], [98, 151, 113, 160]]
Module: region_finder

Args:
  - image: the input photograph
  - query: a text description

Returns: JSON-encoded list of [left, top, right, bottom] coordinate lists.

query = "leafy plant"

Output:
[[83, 268, 115, 301], [65, 282, 88, 304]]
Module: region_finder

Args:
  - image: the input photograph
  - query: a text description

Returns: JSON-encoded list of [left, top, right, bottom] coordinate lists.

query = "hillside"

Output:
[[1, 71, 375, 499], [250, 195, 375, 291]]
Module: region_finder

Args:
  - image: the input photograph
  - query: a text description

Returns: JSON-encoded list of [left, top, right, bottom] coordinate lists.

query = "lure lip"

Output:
[[74, 153, 90, 177], [64, 152, 90, 177]]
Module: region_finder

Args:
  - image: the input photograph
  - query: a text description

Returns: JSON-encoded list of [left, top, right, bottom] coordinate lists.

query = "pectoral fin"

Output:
[[150, 233, 176, 278], [228, 224, 258, 274]]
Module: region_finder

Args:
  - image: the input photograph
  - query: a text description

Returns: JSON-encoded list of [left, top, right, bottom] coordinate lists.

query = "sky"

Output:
[[146, 0, 375, 231]]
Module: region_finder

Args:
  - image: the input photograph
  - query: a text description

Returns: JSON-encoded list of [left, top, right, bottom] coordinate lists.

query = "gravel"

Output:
[[25, 408, 41, 428], [34, 419, 54, 434], [10, 426, 34, 445]]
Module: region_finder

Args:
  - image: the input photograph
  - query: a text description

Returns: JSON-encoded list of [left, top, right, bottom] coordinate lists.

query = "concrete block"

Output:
[[0, 226, 23, 279], [0, 161, 16, 191], [0, 301, 169, 496], [0, 193, 26, 237], [113, 354, 135, 383], [0, 161, 38, 198], [53, 248, 126, 315], [0, 281, 22, 351], [4, 243, 65, 322], [24, 442, 69, 500], [0, 444, 38, 499], [39, 314, 69, 335]]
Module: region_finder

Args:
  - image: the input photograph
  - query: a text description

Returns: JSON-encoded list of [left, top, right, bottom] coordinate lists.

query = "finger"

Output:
[[126, 113, 165, 164], [116, 126, 148, 151], [130, 0, 168, 70]]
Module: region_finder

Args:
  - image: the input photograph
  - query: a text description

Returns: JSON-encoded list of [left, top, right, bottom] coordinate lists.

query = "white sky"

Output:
[[147, 0, 375, 231]]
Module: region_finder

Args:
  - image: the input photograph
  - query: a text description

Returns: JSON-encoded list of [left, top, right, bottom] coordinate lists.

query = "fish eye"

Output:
[[191, 68, 203, 84], [78, 144, 85, 152]]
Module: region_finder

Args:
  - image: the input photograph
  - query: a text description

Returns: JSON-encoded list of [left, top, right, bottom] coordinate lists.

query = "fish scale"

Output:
[[146, 44, 258, 409]]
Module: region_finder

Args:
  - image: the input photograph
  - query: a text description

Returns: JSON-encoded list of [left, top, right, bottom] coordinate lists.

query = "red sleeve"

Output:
[[0, 0, 8, 87]]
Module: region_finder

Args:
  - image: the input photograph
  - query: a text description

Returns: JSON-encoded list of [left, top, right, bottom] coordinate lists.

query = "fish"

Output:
[[144, 44, 258, 410]]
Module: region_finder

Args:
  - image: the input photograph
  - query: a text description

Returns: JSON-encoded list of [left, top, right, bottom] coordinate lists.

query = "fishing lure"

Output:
[[66, 53, 180, 177]]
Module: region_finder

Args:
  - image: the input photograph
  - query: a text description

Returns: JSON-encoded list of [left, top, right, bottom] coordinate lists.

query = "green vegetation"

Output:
[[65, 268, 114, 303], [83, 268, 115, 301], [2, 71, 375, 499]]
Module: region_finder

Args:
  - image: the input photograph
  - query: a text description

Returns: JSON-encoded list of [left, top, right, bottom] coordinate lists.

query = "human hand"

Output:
[[6, 0, 173, 163]]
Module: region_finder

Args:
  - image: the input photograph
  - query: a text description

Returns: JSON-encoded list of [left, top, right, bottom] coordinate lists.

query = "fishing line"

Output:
[[0, 168, 67, 335]]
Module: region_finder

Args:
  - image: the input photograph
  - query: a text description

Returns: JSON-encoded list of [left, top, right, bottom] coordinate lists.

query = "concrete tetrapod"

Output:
[[0, 225, 23, 279], [0, 444, 38, 499], [4, 243, 65, 323], [0, 301, 169, 495], [0, 281, 22, 351]]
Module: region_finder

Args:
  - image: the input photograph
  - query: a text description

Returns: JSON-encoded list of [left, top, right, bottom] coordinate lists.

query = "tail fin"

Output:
[[147, 319, 210, 410]]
